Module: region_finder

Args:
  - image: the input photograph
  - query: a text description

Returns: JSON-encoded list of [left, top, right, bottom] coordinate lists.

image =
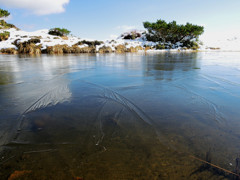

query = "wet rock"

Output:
[[98, 46, 113, 53]]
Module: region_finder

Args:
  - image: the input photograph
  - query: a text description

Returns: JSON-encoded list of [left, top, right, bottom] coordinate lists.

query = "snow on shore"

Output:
[[0, 28, 240, 52]]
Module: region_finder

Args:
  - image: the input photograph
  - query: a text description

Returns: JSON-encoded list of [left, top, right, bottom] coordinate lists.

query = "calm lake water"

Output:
[[0, 52, 240, 179]]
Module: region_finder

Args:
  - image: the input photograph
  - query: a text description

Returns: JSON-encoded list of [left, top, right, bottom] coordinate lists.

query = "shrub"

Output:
[[122, 31, 142, 40], [143, 19, 204, 49], [48, 28, 71, 37], [0, 20, 16, 29], [155, 44, 166, 50], [0, 9, 10, 18], [0, 31, 10, 41], [76, 40, 103, 47]]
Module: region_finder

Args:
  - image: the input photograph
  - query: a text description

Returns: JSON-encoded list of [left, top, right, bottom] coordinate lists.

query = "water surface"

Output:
[[0, 52, 240, 179]]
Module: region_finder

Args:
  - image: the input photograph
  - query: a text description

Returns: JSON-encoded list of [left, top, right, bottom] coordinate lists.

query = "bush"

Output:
[[0, 31, 10, 41], [143, 19, 204, 49], [0, 9, 10, 18], [0, 20, 17, 29], [155, 44, 166, 50], [76, 40, 103, 47], [48, 28, 71, 37], [122, 31, 142, 40]]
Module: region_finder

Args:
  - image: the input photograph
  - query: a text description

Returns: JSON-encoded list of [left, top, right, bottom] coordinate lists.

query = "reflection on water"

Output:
[[1, 52, 240, 179]]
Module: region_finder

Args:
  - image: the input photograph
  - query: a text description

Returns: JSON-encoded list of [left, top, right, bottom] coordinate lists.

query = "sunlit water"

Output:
[[0, 52, 240, 179]]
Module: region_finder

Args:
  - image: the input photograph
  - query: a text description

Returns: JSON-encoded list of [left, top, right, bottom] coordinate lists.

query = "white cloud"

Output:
[[117, 25, 137, 32], [0, 0, 70, 15]]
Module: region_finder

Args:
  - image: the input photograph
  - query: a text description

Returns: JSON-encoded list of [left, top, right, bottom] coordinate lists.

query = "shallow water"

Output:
[[0, 52, 240, 179]]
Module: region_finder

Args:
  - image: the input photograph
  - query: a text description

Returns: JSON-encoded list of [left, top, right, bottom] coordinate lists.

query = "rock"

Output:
[[0, 48, 18, 54], [98, 46, 113, 53], [115, 45, 127, 53]]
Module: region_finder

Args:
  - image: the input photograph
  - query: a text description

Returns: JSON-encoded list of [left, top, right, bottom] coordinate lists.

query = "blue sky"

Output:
[[1, 0, 240, 40]]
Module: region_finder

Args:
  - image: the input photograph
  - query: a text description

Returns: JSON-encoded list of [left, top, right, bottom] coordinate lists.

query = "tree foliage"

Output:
[[0, 9, 10, 18], [143, 19, 204, 48], [48, 28, 71, 37]]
